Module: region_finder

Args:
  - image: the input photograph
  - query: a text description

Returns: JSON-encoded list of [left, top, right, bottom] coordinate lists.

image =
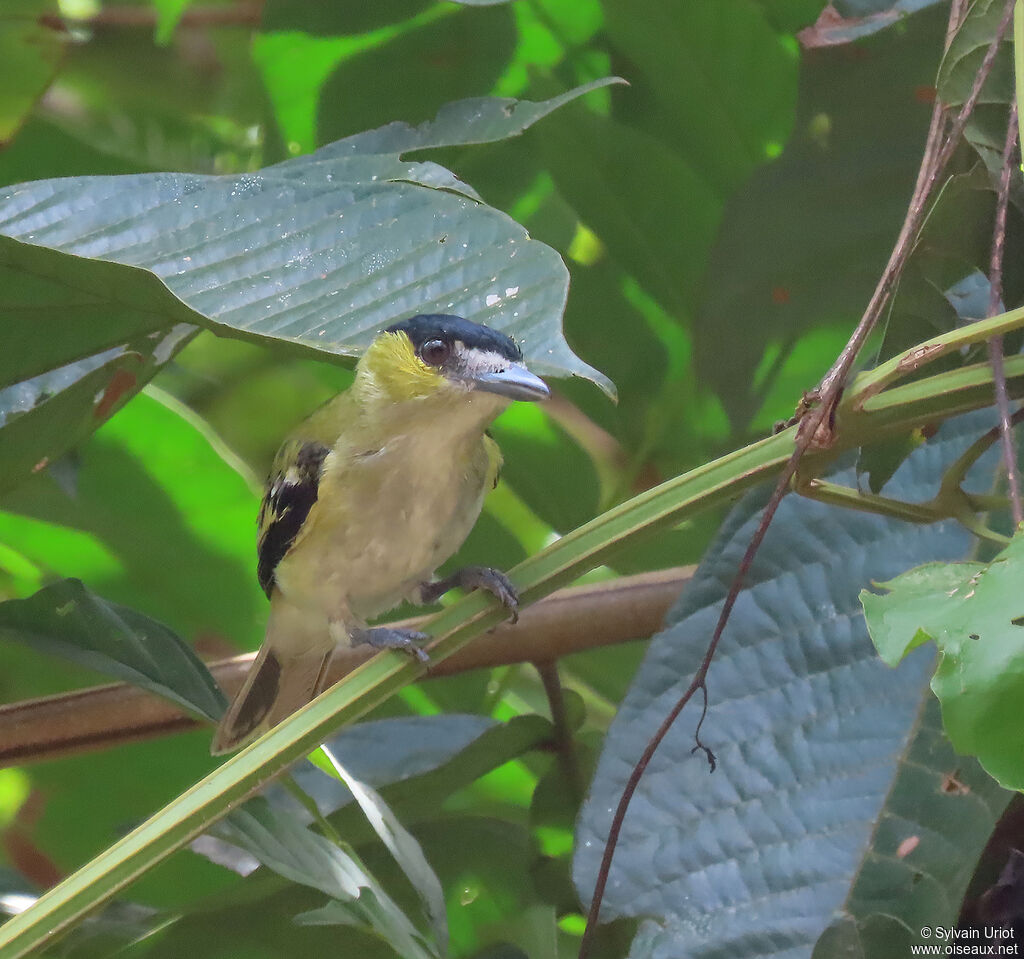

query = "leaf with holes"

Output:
[[0, 235, 201, 495], [862, 534, 1024, 790]]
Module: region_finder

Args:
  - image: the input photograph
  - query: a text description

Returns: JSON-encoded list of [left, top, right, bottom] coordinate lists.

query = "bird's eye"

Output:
[[420, 339, 451, 366]]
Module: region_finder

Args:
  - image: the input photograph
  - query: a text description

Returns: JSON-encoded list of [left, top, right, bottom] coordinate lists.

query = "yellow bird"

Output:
[[212, 314, 549, 753]]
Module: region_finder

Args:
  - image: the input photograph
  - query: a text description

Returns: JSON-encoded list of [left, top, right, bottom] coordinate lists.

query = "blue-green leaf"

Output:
[[0, 83, 620, 397], [574, 412, 1009, 958]]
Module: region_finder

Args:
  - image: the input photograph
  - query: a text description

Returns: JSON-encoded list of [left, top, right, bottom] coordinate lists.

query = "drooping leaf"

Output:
[[0, 578, 225, 721], [798, 0, 943, 46], [0, 233, 200, 494], [167, 816, 541, 959], [191, 714, 553, 844], [214, 798, 437, 959], [0, 83, 618, 398], [0, 238, 199, 392], [315, 746, 448, 952], [179, 715, 551, 954], [574, 411, 1009, 959], [861, 534, 1024, 790]]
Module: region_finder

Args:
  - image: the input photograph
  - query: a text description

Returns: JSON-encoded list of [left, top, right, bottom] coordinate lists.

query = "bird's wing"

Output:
[[483, 431, 504, 489], [257, 439, 330, 597]]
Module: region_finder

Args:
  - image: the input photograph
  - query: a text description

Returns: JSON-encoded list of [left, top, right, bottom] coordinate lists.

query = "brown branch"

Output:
[[987, 103, 1022, 526], [578, 2, 1013, 953], [0, 568, 690, 769]]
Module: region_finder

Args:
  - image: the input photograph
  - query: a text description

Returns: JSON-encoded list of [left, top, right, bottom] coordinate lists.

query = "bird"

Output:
[[211, 314, 550, 754]]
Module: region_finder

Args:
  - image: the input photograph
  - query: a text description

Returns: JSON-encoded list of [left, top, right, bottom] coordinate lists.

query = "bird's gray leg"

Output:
[[417, 566, 519, 623], [350, 626, 431, 663]]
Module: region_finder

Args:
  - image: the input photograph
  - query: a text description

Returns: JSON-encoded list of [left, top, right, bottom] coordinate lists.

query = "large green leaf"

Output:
[[315, 5, 518, 145], [862, 535, 1024, 791], [574, 412, 1009, 958], [936, 0, 1019, 196], [0, 389, 264, 647], [696, 6, 945, 429], [0, 1, 65, 146], [0, 83, 617, 398], [602, 0, 798, 197], [0, 578, 225, 722], [179, 715, 552, 954], [0, 236, 208, 392]]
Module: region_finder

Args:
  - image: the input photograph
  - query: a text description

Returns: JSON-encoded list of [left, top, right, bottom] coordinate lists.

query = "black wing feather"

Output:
[[257, 441, 329, 597]]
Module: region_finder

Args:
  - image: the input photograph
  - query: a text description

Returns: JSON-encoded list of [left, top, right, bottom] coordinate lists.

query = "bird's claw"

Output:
[[468, 567, 520, 623], [351, 627, 430, 663], [420, 566, 519, 623]]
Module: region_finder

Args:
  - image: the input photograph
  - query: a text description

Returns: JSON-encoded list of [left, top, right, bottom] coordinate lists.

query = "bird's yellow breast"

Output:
[[272, 395, 500, 626]]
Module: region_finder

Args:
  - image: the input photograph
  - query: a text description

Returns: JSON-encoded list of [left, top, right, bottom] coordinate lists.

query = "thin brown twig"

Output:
[[820, 0, 1012, 415], [986, 103, 1022, 526], [578, 2, 1014, 953], [535, 662, 584, 802]]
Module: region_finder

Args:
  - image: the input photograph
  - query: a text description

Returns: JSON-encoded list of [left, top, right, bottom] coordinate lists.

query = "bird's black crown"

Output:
[[386, 314, 522, 363]]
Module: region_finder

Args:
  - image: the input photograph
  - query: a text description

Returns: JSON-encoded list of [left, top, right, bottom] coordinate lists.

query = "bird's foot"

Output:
[[351, 627, 431, 663], [419, 566, 520, 623]]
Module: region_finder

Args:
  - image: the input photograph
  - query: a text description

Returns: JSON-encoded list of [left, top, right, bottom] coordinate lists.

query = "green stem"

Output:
[[0, 431, 796, 958], [797, 479, 945, 525], [6, 330, 1024, 956], [849, 304, 1024, 404]]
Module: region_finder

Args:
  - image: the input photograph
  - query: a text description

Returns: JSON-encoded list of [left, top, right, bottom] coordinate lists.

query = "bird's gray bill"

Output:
[[473, 365, 550, 401]]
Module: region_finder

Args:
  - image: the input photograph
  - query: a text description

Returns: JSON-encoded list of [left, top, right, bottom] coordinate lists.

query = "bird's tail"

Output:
[[211, 595, 334, 755]]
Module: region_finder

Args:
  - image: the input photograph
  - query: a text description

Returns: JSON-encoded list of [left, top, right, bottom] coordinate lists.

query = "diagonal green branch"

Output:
[[4, 317, 1024, 955]]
